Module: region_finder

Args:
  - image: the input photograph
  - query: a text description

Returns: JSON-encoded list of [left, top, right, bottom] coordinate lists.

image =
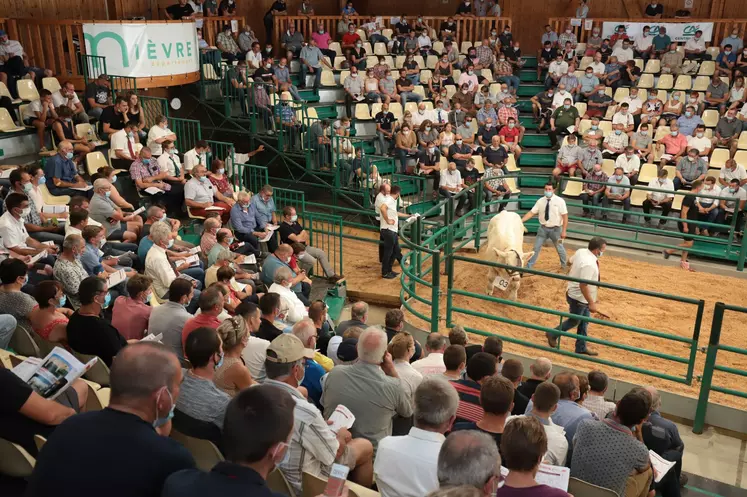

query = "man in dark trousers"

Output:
[[642, 385, 687, 496], [379, 185, 406, 279]]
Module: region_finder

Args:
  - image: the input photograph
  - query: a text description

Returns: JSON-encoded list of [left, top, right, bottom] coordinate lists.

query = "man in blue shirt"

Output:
[[44, 141, 93, 199], [230, 191, 263, 258], [80, 224, 133, 300], [250, 184, 279, 252], [291, 319, 327, 409], [676, 106, 704, 136], [716, 45, 737, 79]]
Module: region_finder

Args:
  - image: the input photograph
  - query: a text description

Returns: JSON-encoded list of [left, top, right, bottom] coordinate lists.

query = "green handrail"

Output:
[[169, 117, 202, 154]]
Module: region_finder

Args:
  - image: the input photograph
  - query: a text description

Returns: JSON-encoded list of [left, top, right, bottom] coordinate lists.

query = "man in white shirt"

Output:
[[522, 183, 569, 269], [156, 140, 184, 181], [411, 333, 447, 376], [719, 178, 747, 231], [109, 121, 140, 169], [588, 52, 606, 79], [719, 159, 747, 188], [439, 161, 466, 214], [374, 377, 459, 497], [687, 125, 712, 161], [380, 185, 403, 279], [621, 88, 643, 119], [246, 42, 263, 71], [634, 27, 653, 59], [551, 84, 573, 110], [411, 103, 435, 128], [611, 39, 634, 64], [642, 168, 675, 227], [0, 193, 59, 259], [549, 236, 606, 355], [184, 165, 231, 223], [615, 146, 641, 184], [51, 81, 89, 124], [612, 103, 635, 134], [684, 30, 707, 61], [146, 115, 178, 157], [268, 266, 308, 324], [145, 221, 201, 312], [183, 140, 210, 172], [546, 55, 569, 89]]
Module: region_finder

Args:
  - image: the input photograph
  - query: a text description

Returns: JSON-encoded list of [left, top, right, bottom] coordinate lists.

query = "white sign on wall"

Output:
[[601, 21, 714, 43], [83, 22, 199, 78]]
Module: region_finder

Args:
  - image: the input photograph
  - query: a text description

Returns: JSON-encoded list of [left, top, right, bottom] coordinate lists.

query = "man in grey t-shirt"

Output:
[[714, 109, 744, 158], [602, 166, 632, 223], [571, 390, 652, 497], [88, 179, 139, 242]]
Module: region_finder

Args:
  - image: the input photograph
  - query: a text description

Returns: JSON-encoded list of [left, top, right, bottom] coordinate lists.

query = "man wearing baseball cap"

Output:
[[264, 334, 374, 495]]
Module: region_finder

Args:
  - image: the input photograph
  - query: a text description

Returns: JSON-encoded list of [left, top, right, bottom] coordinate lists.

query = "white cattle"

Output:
[[485, 211, 534, 300]]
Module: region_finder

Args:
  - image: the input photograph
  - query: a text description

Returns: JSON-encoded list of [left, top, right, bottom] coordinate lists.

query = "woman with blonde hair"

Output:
[[214, 315, 255, 396], [439, 122, 456, 156]]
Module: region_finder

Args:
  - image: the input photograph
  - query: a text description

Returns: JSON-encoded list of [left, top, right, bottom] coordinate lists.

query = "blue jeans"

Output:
[[527, 225, 568, 268], [406, 74, 420, 85], [555, 294, 591, 353], [181, 267, 206, 287], [498, 75, 521, 92], [370, 34, 388, 45], [300, 65, 323, 89], [0, 314, 17, 349], [400, 91, 422, 107]]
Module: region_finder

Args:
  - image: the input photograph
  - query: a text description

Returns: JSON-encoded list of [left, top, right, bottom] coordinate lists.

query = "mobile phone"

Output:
[[323, 463, 350, 497]]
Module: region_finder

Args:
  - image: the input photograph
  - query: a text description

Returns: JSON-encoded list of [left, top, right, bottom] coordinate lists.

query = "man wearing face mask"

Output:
[[522, 183, 569, 270], [642, 168, 675, 227], [713, 108, 744, 158], [130, 147, 181, 216], [279, 206, 342, 282], [579, 163, 609, 218], [531, 87, 555, 132], [548, 237, 606, 355], [43, 141, 93, 199], [634, 26, 653, 61], [602, 123, 629, 159], [0, 192, 59, 264], [79, 225, 133, 302], [674, 148, 708, 190], [110, 120, 140, 171], [717, 178, 747, 237], [548, 97, 580, 150], [615, 145, 640, 185], [185, 164, 231, 224], [602, 165, 632, 223], [546, 55, 568, 90], [51, 81, 90, 124], [6, 168, 64, 245], [28, 342, 195, 497], [229, 191, 264, 257], [553, 134, 582, 183], [664, 180, 704, 271], [89, 179, 140, 243]]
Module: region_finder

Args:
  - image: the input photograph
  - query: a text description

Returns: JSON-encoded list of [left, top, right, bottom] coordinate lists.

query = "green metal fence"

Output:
[[273, 187, 306, 215], [169, 117, 202, 154], [139, 96, 169, 128], [78, 54, 107, 86], [693, 302, 747, 433], [303, 211, 345, 277], [234, 163, 269, 194], [110, 76, 137, 99], [199, 49, 223, 101]]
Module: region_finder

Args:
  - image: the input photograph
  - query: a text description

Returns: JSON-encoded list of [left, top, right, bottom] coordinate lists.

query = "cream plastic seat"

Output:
[[17, 79, 40, 101], [734, 150, 747, 168], [673, 75, 692, 91], [320, 70, 336, 86], [692, 76, 710, 91], [0, 108, 24, 132], [40, 183, 70, 205], [0, 438, 35, 478], [42, 77, 61, 93], [702, 109, 719, 128], [656, 74, 673, 90], [0, 82, 21, 104], [710, 148, 730, 168], [638, 163, 658, 183], [738, 131, 747, 150], [373, 42, 387, 56], [171, 429, 224, 472], [698, 61, 715, 76], [643, 59, 660, 74], [339, 70, 350, 86], [602, 159, 615, 176], [562, 179, 583, 197], [354, 103, 372, 120], [87, 151, 109, 176]]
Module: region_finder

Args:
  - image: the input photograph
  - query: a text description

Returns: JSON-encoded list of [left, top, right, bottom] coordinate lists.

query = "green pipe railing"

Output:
[[78, 54, 107, 86], [304, 212, 345, 277], [169, 117, 202, 154]]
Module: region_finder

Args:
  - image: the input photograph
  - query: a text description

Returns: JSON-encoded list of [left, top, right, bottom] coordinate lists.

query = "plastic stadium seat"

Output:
[[578, 119, 592, 134], [574, 71, 585, 80], [202, 63, 220, 80], [42, 77, 61, 93], [472, 156, 485, 173], [638, 163, 658, 184], [17, 80, 40, 102], [433, 41, 444, 54], [0, 438, 35, 478], [445, 85, 457, 99], [574, 102, 586, 116], [604, 87, 613, 98], [419, 70, 432, 83], [382, 29, 394, 39], [706, 168, 721, 180], [414, 56, 425, 68], [738, 131, 747, 150], [663, 164, 676, 178], [504, 176, 520, 193], [562, 179, 583, 197], [356, 29, 367, 41], [692, 76, 710, 91], [355, 103, 372, 120], [306, 107, 318, 119], [643, 59, 660, 74], [362, 42, 372, 54], [673, 75, 692, 90], [702, 109, 719, 128], [404, 102, 418, 115], [439, 156, 448, 170], [373, 42, 387, 56], [413, 86, 426, 99], [329, 42, 342, 56], [481, 69, 493, 81], [460, 42, 473, 53], [0, 82, 21, 104], [333, 56, 345, 70], [0, 108, 24, 132], [655, 90, 668, 102], [426, 55, 438, 69], [40, 183, 70, 205], [579, 57, 593, 70], [721, 76, 730, 85], [506, 154, 520, 171], [656, 74, 674, 90], [672, 193, 684, 211], [389, 102, 403, 119], [395, 55, 405, 69], [474, 41, 482, 47], [613, 88, 629, 102], [698, 61, 715, 76], [170, 430, 224, 472], [602, 159, 615, 176], [370, 103, 382, 116], [599, 121, 613, 136], [87, 151, 109, 176], [634, 59, 644, 71], [340, 70, 350, 86], [18, 105, 32, 127], [710, 148, 730, 168], [575, 43, 587, 56], [630, 188, 648, 207], [320, 70, 336, 86], [735, 151, 747, 168], [653, 126, 670, 142], [706, 46, 720, 59], [365, 56, 377, 69], [452, 69, 461, 81]]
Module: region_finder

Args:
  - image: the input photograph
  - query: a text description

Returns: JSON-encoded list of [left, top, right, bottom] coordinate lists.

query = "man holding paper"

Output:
[[249, 184, 279, 252], [43, 141, 93, 199], [185, 165, 231, 224], [130, 148, 183, 217], [279, 205, 343, 283], [264, 333, 374, 496], [229, 191, 265, 258], [0, 193, 58, 265], [88, 179, 141, 244], [79, 225, 134, 302]]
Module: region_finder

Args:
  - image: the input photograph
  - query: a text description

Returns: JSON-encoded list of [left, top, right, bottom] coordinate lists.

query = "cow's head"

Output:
[[493, 248, 535, 281]]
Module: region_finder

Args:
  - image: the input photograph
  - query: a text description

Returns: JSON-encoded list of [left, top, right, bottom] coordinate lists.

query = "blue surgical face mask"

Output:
[[56, 295, 67, 308], [544, 191, 553, 198], [104, 292, 112, 308], [104, 191, 111, 198], [615, 130, 622, 135], [110, 175, 117, 183], [38, 176, 47, 185], [227, 237, 234, 244], [152, 388, 175, 429], [199, 176, 208, 183], [145, 292, 152, 304], [167, 238, 174, 248], [143, 158, 151, 165], [66, 152, 74, 160], [214, 351, 225, 370], [291, 214, 298, 222], [22, 183, 32, 193]]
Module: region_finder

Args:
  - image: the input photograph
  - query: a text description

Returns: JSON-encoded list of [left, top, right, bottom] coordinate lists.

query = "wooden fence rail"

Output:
[[549, 17, 747, 46], [273, 15, 512, 53]]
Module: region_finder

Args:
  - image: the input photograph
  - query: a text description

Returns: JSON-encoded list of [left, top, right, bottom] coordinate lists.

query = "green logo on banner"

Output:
[[85, 28, 195, 69], [84, 31, 130, 67]]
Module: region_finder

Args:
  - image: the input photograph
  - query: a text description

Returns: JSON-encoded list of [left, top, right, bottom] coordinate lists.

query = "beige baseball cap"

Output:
[[267, 334, 315, 363]]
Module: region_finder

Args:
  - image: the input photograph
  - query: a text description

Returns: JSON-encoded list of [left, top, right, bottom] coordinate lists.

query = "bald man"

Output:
[[89, 178, 141, 243], [517, 357, 553, 399], [27, 342, 195, 496]]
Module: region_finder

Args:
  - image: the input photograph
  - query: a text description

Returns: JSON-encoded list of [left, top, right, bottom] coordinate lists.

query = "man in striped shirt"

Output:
[[450, 352, 498, 424]]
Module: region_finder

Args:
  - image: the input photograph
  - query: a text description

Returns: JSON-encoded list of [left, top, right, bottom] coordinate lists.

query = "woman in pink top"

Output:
[[30, 281, 72, 345], [111, 275, 154, 341]]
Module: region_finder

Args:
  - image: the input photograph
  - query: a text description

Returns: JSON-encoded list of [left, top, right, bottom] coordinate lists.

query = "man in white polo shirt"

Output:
[[0, 193, 59, 262], [379, 185, 403, 279], [522, 183, 569, 270], [439, 161, 466, 213], [548, 236, 606, 356], [719, 159, 747, 188], [642, 168, 675, 227], [183, 140, 210, 173], [109, 120, 140, 170], [51, 81, 90, 124], [184, 164, 230, 223]]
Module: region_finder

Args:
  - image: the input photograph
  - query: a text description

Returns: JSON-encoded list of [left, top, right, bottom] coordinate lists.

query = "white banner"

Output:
[[601, 21, 714, 43], [83, 23, 199, 78]]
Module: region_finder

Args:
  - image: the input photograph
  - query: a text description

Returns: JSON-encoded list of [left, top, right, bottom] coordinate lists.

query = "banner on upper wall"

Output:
[[601, 21, 714, 43], [83, 23, 199, 78]]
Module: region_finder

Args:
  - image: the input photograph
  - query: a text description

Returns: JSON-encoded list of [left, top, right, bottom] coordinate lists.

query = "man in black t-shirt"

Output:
[[531, 88, 555, 131], [439, 18, 458, 41], [375, 103, 396, 155], [645, 1, 664, 17], [84, 74, 111, 120], [165, 0, 195, 19], [663, 180, 702, 271], [394, 17, 413, 54], [278, 206, 342, 281], [98, 95, 128, 139], [27, 342, 196, 497], [253, 57, 278, 89], [417, 141, 441, 196]]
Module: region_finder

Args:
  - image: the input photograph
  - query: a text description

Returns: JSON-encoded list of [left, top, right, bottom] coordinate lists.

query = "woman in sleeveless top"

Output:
[[659, 93, 683, 125], [29, 281, 72, 345], [439, 122, 455, 156], [125, 91, 147, 141], [435, 55, 454, 85], [214, 316, 254, 396], [51, 106, 95, 160]]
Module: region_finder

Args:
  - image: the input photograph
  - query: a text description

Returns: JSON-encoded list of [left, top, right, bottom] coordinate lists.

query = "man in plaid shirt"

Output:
[[579, 163, 609, 217], [557, 25, 578, 49], [475, 39, 495, 70], [495, 55, 520, 95], [129, 147, 184, 216], [483, 162, 511, 213]]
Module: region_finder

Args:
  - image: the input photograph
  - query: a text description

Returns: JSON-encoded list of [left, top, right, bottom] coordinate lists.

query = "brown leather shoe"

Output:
[[546, 332, 558, 348], [577, 348, 599, 356], [328, 275, 345, 284]]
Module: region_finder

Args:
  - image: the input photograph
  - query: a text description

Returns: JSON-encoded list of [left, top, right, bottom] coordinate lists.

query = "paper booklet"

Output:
[[12, 347, 97, 400], [498, 464, 570, 491], [649, 450, 676, 483], [266, 224, 280, 231], [183, 254, 200, 267], [327, 405, 355, 433], [132, 206, 145, 216], [177, 273, 198, 284], [259, 231, 275, 242], [71, 185, 93, 192], [29, 250, 48, 265], [141, 333, 163, 343], [243, 254, 256, 265], [0, 168, 16, 179], [107, 268, 126, 289], [204, 206, 224, 211], [188, 246, 201, 254], [42, 205, 69, 214], [144, 187, 165, 195]]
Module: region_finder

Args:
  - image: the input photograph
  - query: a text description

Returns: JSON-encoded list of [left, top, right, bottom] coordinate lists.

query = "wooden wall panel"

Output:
[[0, 0, 108, 19]]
